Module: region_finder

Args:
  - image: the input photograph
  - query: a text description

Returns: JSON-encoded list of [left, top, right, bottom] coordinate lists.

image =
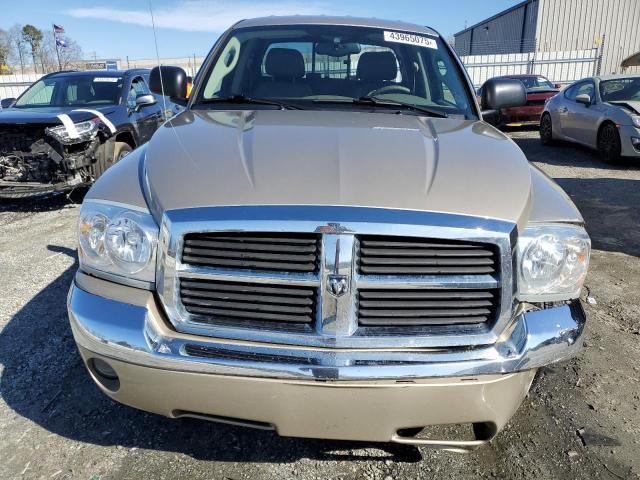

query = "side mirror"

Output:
[[554, 83, 562, 90], [136, 93, 157, 109], [481, 78, 527, 111], [575, 94, 592, 106], [1, 98, 16, 108], [150, 66, 188, 103]]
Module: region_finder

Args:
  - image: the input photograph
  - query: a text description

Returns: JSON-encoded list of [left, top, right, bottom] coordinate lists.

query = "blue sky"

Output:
[[3, 0, 520, 60]]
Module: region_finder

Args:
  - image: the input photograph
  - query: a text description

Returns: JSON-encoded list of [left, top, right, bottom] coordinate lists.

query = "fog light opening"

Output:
[[631, 137, 640, 152], [88, 358, 120, 392]]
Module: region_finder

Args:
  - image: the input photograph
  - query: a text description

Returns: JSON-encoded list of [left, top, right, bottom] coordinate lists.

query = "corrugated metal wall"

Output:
[[454, 0, 539, 55], [456, 0, 640, 74], [536, 0, 640, 74]]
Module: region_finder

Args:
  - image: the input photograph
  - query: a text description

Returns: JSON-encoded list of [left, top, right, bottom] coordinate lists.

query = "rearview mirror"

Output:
[[315, 42, 361, 57], [1, 98, 16, 108], [150, 66, 188, 103], [481, 78, 527, 111], [575, 94, 592, 106]]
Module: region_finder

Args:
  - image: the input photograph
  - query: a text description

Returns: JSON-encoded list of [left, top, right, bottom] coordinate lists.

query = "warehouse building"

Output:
[[454, 0, 640, 75]]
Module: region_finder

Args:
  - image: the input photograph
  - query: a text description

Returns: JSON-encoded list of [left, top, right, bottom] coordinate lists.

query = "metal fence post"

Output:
[[596, 34, 605, 75]]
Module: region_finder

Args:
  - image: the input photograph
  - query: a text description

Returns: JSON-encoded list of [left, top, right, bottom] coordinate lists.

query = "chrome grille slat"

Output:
[[182, 232, 321, 273], [358, 235, 499, 276], [179, 278, 318, 325]]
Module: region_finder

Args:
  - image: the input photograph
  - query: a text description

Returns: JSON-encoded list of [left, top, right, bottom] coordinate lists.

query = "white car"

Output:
[[541, 74, 640, 163]]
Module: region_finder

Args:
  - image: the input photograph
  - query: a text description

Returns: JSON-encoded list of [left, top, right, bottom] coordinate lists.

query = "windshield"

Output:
[[14, 75, 124, 108], [600, 77, 640, 102], [512, 76, 556, 92], [195, 25, 476, 119]]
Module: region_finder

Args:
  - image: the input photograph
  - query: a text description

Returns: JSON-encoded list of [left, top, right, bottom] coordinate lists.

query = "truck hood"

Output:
[[145, 109, 533, 224], [0, 106, 116, 125]]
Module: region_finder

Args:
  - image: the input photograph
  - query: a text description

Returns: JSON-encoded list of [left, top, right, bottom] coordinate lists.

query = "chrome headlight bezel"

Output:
[[78, 200, 158, 288], [517, 223, 591, 302]]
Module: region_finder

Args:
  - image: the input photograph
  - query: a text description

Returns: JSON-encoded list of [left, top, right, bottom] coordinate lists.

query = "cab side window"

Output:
[[128, 76, 151, 106]]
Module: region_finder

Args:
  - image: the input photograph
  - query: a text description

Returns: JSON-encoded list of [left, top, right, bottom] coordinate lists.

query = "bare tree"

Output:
[[22, 24, 43, 74], [42, 35, 83, 71], [0, 29, 10, 73], [8, 25, 26, 74]]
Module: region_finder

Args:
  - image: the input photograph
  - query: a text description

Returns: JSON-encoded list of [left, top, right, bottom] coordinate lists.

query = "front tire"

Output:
[[597, 123, 622, 164], [113, 142, 133, 162], [540, 113, 554, 145]]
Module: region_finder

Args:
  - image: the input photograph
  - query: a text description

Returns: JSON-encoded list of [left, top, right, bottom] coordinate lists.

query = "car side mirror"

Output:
[[150, 66, 188, 104], [480, 78, 527, 125], [575, 94, 592, 106], [136, 93, 157, 109], [1, 98, 16, 108], [554, 83, 562, 90]]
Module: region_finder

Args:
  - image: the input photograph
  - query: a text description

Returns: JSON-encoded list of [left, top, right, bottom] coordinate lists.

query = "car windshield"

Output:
[[513, 76, 556, 92], [14, 75, 124, 108], [599, 77, 640, 102], [195, 25, 476, 119]]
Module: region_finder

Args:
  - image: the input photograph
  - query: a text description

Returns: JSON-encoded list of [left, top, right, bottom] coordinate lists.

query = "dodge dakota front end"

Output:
[[67, 16, 590, 451]]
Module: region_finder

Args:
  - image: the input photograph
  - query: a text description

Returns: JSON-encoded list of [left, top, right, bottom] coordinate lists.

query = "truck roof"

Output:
[[45, 69, 150, 78], [234, 15, 439, 37]]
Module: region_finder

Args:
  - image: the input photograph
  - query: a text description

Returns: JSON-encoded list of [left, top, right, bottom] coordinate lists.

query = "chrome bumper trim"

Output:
[[68, 282, 585, 381]]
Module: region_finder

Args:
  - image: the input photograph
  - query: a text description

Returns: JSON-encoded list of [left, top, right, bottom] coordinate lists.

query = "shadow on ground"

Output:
[[0, 189, 87, 214], [0, 245, 422, 463], [512, 136, 640, 171]]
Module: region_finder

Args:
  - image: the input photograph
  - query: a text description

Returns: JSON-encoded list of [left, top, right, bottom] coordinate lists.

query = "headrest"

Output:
[[265, 48, 306, 79], [357, 51, 398, 81]]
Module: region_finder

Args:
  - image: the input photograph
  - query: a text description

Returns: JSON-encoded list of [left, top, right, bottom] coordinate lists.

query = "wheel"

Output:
[[90, 142, 133, 180], [597, 123, 622, 164], [540, 113, 554, 145], [113, 142, 133, 162]]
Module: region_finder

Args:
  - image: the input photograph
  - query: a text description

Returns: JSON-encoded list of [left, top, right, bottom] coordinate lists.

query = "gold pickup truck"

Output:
[[67, 15, 590, 452]]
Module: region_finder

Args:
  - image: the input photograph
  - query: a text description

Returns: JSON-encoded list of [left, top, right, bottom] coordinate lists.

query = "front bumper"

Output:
[[618, 125, 640, 157], [68, 273, 586, 449]]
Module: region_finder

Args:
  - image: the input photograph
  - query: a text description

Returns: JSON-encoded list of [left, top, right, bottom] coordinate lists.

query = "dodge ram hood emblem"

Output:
[[327, 275, 349, 297]]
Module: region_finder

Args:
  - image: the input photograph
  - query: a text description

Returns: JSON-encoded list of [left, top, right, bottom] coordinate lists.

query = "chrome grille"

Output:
[[358, 235, 498, 275], [357, 289, 500, 326], [182, 232, 321, 273], [158, 206, 515, 349]]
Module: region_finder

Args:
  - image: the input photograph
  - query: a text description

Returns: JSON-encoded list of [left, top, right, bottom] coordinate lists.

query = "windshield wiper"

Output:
[[355, 96, 448, 118], [198, 95, 303, 110]]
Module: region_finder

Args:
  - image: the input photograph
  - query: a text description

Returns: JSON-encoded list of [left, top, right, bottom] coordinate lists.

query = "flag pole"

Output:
[[53, 25, 62, 71]]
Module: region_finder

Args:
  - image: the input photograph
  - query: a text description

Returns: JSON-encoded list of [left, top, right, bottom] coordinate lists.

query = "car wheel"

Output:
[[540, 114, 554, 145], [114, 142, 133, 162], [597, 123, 622, 164]]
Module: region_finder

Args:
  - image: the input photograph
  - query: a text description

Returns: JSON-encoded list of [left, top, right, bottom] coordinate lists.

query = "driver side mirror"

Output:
[[480, 78, 527, 126], [1, 98, 16, 109], [575, 94, 592, 106], [150, 66, 188, 105]]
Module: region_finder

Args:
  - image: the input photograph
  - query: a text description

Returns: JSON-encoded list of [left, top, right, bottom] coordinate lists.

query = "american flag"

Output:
[[53, 24, 65, 33]]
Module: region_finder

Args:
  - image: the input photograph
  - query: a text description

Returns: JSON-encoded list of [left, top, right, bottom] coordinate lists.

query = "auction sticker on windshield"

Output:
[[384, 31, 437, 49]]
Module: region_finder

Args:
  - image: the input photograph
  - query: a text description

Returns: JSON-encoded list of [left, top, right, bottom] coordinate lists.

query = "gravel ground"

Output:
[[0, 129, 639, 479]]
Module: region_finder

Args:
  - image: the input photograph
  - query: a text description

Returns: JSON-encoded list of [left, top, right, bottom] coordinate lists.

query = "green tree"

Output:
[[0, 29, 10, 72], [21, 24, 43, 73]]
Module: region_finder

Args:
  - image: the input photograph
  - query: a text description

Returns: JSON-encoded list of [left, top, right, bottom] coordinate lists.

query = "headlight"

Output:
[[78, 200, 158, 287], [632, 116, 640, 128], [47, 118, 99, 144], [517, 224, 590, 302]]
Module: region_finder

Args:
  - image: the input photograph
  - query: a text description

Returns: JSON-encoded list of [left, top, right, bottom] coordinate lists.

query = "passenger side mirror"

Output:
[[554, 83, 562, 90], [150, 66, 188, 104], [1, 98, 16, 108], [136, 93, 157, 109], [575, 94, 592, 106]]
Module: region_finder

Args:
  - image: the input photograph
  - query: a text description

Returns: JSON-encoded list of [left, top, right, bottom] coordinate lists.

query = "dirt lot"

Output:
[[0, 129, 639, 480]]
